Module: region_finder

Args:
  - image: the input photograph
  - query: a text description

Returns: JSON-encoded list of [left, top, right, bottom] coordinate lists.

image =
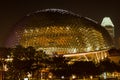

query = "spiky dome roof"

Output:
[[6, 9, 113, 54], [15, 9, 98, 28]]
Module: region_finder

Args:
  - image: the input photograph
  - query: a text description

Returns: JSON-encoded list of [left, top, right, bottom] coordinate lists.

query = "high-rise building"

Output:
[[101, 17, 115, 48], [101, 17, 115, 39]]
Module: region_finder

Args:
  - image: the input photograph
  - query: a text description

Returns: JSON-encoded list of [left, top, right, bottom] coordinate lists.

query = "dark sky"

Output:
[[0, 0, 120, 47]]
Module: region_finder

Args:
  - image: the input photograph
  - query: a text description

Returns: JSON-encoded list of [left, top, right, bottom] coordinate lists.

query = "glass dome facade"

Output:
[[6, 9, 113, 54]]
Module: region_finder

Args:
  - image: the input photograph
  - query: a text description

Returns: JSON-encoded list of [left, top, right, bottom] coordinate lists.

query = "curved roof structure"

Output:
[[6, 9, 113, 54]]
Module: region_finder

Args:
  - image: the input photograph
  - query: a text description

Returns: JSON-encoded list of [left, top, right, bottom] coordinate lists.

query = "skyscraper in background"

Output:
[[101, 17, 115, 47], [101, 17, 115, 38]]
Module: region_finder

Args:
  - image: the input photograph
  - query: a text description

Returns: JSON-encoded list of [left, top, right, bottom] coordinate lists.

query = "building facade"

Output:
[[6, 9, 114, 62]]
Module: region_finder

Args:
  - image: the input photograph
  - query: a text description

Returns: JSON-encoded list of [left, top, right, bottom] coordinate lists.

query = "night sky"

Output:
[[0, 0, 120, 47]]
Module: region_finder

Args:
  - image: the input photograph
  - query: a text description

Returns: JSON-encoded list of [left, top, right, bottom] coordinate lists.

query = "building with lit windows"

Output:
[[6, 9, 113, 62]]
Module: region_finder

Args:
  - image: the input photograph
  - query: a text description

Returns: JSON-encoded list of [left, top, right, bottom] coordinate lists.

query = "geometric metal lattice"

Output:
[[6, 9, 113, 55], [18, 26, 110, 54]]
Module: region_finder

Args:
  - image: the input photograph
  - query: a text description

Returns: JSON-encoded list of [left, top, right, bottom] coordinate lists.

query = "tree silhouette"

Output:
[[50, 55, 71, 78], [97, 58, 117, 74], [6, 45, 37, 80], [71, 61, 98, 77]]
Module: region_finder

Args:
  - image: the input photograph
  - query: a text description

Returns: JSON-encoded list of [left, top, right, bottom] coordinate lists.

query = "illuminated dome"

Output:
[[6, 9, 113, 55]]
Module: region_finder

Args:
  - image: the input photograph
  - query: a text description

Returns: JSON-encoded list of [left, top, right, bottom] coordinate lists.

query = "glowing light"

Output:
[[48, 75, 52, 79], [73, 48, 77, 53], [7, 9, 112, 63], [95, 53, 99, 62], [101, 17, 114, 27], [24, 29, 28, 33], [63, 50, 108, 57], [27, 72, 32, 78], [48, 73, 53, 79], [72, 75, 76, 79], [95, 47, 99, 50], [66, 26, 70, 30], [61, 76, 65, 79], [84, 55, 89, 61], [103, 72, 107, 79], [10, 9, 112, 53], [24, 78, 28, 80], [90, 75, 93, 79], [86, 46, 92, 52], [3, 64, 8, 71]]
